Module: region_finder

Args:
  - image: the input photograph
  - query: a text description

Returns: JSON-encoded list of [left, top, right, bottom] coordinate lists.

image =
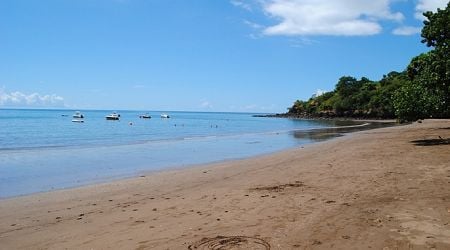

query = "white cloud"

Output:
[[392, 26, 422, 35], [244, 20, 263, 29], [231, 0, 253, 11], [200, 100, 213, 109], [244, 20, 264, 39], [0, 90, 65, 107], [314, 89, 327, 97], [415, 0, 447, 20], [248, 33, 263, 39], [261, 0, 404, 36]]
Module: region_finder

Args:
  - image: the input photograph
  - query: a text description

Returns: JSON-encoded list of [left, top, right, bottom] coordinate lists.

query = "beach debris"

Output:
[[188, 235, 270, 250], [250, 181, 304, 193], [311, 240, 322, 245]]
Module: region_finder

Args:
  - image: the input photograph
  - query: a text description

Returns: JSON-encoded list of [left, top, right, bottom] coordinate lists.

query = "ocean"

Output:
[[0, 109, 359, 198]]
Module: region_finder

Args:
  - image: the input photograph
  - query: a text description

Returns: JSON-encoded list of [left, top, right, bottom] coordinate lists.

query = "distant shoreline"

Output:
[[253, 112, 398, 121]]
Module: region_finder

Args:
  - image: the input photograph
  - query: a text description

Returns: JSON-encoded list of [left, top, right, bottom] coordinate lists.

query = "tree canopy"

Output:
[[287, 3, 450, 121]]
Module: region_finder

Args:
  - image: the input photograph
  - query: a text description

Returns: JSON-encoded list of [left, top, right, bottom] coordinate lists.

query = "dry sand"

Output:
[[1, 119, 450, 250]]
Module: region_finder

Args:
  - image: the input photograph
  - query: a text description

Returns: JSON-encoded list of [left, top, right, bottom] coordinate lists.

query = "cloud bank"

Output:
[[234, 0, 447, 37], [0, 90, 65, 108], [262, 0, 403, 36]]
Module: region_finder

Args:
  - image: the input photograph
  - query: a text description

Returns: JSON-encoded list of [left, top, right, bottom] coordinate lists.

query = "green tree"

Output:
[[398, 3, 450, 120], [335, 76, 361, 98], [288, 100, 306, 114], [393, 82, 441, 121], [370, 71, 408, 118], [419, 2, 449, 100]]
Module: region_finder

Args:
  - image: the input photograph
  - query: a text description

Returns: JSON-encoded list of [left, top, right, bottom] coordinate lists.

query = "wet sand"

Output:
[[1, 119, 449, 249]]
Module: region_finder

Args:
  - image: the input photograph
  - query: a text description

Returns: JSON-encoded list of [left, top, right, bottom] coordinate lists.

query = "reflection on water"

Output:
[[292, 121, 398, 142]]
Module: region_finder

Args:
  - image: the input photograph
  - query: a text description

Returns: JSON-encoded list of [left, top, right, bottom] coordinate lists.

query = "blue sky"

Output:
[[0, 0, 447, 112]]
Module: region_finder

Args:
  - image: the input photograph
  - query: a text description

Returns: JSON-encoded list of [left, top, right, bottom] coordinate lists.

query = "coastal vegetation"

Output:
[[287, 3, 449, 121]]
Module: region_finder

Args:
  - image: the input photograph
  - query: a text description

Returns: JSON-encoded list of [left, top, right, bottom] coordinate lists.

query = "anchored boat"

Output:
[[105, 112, 120, 120]]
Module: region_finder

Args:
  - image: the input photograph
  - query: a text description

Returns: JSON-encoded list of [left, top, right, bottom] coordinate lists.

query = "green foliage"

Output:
[[421, 2, 450, 50], [288, 100, 307, 114], [372, 71, 409, 118], [393, 82, 441, 121], [287, 73, 407, 118], [287, 4, 449, 121], [398, 3, 450, 120], [402, 51, 448, 119]]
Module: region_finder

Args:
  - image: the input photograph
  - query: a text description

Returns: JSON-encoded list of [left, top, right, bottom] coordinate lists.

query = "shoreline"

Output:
[[1, 119, 449, 249], [0, 126, 352, 200], [0, 119, 392, 199], [253, 113, 398, 121]]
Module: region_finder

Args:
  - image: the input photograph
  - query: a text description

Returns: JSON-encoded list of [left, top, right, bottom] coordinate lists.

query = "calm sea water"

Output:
[[0, 109, 355, 198]]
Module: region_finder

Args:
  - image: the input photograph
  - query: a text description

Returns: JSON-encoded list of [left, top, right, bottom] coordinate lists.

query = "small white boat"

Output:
[[73, 111, 84, 118], [160, 113, 170, 118], [105, 112, 120, 120], [139, 113, 152, 119], [72, 119, 84, 123]]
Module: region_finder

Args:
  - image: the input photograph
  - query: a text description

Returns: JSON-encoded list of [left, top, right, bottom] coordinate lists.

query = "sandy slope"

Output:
[[1, 119, 449, 250]]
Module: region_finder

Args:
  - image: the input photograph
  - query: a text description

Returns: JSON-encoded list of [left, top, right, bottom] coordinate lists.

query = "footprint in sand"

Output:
[[188, 236, 270, 250]]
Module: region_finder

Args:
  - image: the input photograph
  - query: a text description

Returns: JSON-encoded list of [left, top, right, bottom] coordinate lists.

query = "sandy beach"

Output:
[[1, 119, 449, 249]]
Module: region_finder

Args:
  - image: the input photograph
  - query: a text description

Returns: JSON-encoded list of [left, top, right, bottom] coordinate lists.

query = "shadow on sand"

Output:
[[411, 138, 450, 146]]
